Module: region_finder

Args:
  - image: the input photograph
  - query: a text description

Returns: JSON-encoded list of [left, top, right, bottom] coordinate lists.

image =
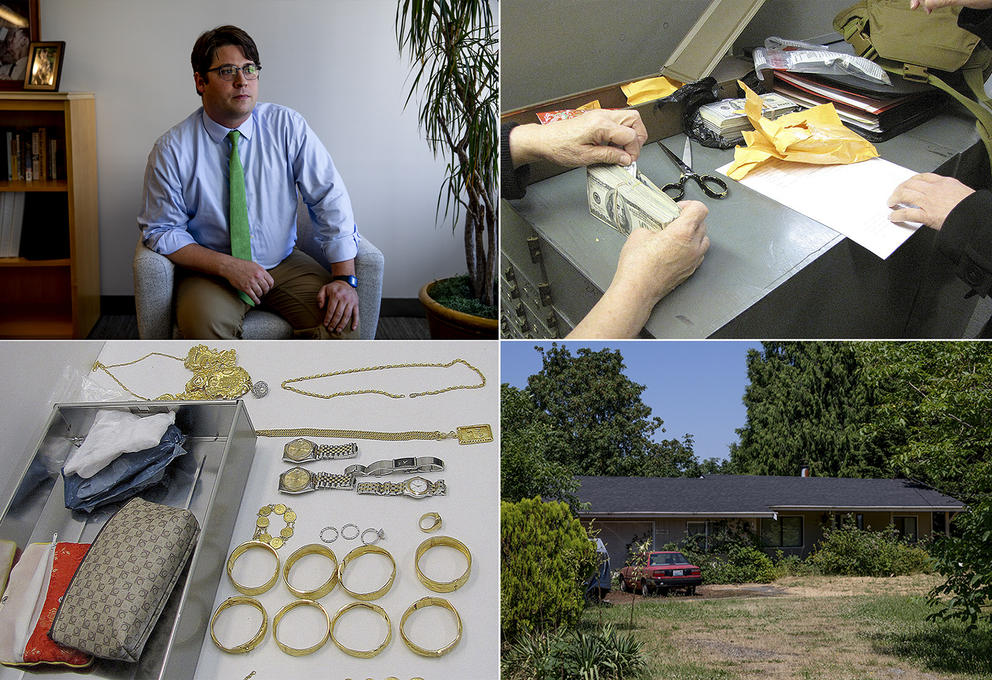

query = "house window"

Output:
[[760, 517, 803, 548], [893, 516, 918, 542], [856, 513, 864, 530]]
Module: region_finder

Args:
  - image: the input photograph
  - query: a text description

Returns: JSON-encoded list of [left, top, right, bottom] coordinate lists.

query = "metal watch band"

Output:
[[355, 477, 446, 498], [313, 471, 355, 491], [344, 456, 444, 478], [315, 442, 359, 460]]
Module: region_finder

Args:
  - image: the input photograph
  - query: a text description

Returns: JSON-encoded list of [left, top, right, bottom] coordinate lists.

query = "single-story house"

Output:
[[575, 475, 965, 569]]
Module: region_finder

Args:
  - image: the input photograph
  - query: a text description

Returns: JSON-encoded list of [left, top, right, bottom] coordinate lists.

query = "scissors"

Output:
[[658, 138, 728, 201]]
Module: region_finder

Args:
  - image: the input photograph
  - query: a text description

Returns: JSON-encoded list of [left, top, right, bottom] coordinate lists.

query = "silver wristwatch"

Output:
[[355, 476, 446, 498], [282, 438, 358, 463], [344, 456, 444, 478], [278, 466, 355, 494]]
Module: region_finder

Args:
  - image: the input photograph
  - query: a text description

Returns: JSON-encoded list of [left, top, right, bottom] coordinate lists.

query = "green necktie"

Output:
[[227, 129, 254, 306]]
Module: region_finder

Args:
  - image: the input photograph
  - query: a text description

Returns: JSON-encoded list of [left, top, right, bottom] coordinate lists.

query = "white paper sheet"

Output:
[[717, 157, 921, 259]]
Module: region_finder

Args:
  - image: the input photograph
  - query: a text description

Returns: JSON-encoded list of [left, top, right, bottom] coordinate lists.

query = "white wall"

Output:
[[42, 0, 466, 299]]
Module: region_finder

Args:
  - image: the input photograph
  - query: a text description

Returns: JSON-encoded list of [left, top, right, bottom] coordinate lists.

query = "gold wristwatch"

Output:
[[355, 476, 446, 498], [282, 438, 358, 463], [278, 466, 354, 494]]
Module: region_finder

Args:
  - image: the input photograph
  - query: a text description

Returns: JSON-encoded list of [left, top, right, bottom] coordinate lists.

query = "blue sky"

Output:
[[500, 341, 763, 462]]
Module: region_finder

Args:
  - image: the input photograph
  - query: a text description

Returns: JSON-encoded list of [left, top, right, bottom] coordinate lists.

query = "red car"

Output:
[[618, 550, 702, 596]]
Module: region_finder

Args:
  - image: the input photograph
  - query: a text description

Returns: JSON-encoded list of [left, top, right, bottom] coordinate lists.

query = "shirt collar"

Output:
[[200, 108, 255, 144]]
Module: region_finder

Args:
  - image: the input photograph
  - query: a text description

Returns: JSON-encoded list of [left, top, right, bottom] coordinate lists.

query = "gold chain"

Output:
[[280, 358, 486, 400], [257, 424, 493, 445], [91, 345, 255, 401], [256, 427, 459, 442]]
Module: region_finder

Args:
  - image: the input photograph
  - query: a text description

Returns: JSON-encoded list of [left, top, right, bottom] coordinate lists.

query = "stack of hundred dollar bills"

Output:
[[587, 164, 681, 235], [697, 92, 799, 142]]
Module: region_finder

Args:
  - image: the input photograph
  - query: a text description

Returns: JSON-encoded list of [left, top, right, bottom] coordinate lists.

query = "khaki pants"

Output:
[[175, 249, 358, 340]]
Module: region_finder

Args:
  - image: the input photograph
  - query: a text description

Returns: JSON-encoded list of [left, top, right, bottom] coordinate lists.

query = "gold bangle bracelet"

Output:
[[329, 601, 392, 658], [399, 596, 463, 657], [227, 540, 281, 596], [337, 544, 396, 601], [283, 543, 338, 599], [210, 596, 268, 654], [415, 536, 472, 593], [272, 599, 331, 656]]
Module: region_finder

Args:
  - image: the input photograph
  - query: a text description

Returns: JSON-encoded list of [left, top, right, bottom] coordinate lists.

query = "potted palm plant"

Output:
[[396, 0, 498, 338]]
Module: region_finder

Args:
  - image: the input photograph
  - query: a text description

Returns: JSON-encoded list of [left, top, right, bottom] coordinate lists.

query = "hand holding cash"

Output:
[[587, 164, 682, 234], [509, 109, 648, 167]]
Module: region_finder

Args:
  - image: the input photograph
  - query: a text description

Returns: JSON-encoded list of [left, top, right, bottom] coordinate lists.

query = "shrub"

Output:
[[502, 497, 598, 639], [807, 523, 933, 576], [502, 624, 647, 680], [683, 544, 776, 584]]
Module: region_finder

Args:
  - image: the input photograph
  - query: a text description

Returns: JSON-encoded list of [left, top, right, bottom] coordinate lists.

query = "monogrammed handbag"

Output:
[[48, 497, 200, 662]]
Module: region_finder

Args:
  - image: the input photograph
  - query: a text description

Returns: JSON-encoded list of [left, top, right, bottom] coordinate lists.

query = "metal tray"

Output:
[[0, 400, 256, 679]]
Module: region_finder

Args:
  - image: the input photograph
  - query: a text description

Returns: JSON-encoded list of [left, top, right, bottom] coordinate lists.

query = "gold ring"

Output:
[[337, 544, 396, 601], [283, 543, 338, 599], [419, 511, 442, 532], [415, 536, 471, 593], [329, 601, 392, 658], [227, 540, 280, 595], [210, 596, 267, 654], [399, 596, 462, 657], [272, 599, 331, 656]]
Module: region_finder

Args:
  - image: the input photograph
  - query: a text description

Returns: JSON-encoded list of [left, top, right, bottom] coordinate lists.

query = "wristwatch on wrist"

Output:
[[355, 476, 446, 498], [278, 466, 355, 494], [283, 438, 359, 463], [331, 275, 358, 289], [344, 457, 444, 478]]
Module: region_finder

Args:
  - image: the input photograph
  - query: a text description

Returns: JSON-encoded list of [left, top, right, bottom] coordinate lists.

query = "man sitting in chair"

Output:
[[138, 25, 359, 339]]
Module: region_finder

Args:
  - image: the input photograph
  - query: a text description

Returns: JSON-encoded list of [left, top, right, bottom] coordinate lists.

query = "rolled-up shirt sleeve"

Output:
[[137, 139, 197, 255], [292, 119, 360, 264]]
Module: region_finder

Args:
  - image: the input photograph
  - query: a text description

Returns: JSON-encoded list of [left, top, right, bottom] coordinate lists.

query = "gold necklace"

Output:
[[280, 358, 486, 400], [255, 424, 494, 446], [92, 344, 266, 401]]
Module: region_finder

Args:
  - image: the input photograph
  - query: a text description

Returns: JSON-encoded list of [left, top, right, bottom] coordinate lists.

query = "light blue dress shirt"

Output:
[[138, 102, 359, 269]]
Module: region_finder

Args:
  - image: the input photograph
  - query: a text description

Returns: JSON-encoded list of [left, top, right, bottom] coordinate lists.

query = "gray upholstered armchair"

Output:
[[133, 200, 384, 339]]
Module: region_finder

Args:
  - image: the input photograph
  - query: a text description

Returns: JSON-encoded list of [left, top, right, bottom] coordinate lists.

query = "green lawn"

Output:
[[580, 576, 992, 680]]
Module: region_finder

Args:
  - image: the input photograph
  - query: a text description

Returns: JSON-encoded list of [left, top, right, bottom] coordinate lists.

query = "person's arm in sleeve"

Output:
[[293, 119, 360, 333], [888, 173, 992, 296], [137, 141, 273, 304], [568, 201, 711, 338]]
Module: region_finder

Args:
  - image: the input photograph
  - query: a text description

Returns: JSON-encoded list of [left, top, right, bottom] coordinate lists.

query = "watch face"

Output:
[[284, 438, 316, 462], [280, 466, 313, 493], [407, 477, 430, 495]]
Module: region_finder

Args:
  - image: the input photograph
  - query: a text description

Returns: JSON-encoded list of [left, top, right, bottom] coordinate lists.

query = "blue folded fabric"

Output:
[[63, 425, 187, 513]]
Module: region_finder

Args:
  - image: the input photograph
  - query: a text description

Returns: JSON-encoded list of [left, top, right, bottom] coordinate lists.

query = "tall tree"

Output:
[[500, 383, 579, 506], [731, 342, 882, 478], [858, 341, 992, 502], [523, 344, 697, 477]]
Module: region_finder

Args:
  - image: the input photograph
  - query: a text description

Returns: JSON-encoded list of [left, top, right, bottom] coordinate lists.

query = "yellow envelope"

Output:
[[621, 76, 682, 106], [726, 81, 879, 180]]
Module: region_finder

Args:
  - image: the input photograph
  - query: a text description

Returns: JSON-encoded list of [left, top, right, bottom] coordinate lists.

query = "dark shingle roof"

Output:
[[575, 475, 965, 517]]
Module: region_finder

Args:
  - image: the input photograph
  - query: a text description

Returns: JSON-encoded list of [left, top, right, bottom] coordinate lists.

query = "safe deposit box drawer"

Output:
[[0, 400, 257, 680]]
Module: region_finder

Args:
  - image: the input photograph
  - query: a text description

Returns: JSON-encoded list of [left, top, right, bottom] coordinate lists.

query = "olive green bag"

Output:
[[834, 0, 992, 165]]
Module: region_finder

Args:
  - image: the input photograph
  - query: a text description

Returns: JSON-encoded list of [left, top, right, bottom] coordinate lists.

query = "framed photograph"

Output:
[[0, 0, 39, 90], [24, 40, 63, 90]]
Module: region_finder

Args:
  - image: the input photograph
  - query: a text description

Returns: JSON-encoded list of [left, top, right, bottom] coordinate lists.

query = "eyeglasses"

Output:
[[205, 64, 260, 81]]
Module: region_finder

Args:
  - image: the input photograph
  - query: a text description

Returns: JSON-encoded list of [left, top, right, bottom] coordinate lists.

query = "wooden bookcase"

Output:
[[0, 92, 98, 339]]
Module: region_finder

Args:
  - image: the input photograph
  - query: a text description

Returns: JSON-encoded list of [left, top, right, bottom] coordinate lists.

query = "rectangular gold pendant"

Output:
[[456, 424, 493, 445]]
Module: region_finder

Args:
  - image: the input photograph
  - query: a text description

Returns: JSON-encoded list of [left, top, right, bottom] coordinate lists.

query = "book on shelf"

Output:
[[0, 192, 25, 258], [1, 127, 62, 182]]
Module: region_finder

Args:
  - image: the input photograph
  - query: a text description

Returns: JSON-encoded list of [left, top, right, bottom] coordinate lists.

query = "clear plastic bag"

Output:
[[753, 36, 890, 86]]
